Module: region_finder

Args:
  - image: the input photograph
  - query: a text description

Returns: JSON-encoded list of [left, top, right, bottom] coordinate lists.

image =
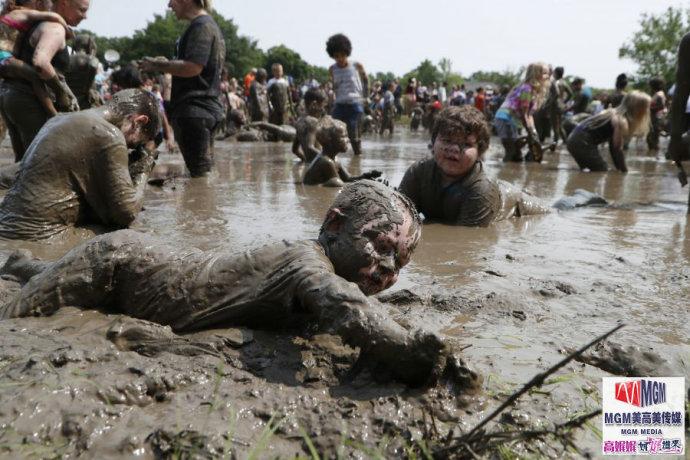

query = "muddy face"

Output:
[[319, 183, 421, 295], [432, 133, 478, 180]]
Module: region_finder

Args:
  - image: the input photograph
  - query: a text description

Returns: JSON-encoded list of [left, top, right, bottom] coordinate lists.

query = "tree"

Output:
[[78, 11, 265, 78], [263, 45, 309, 81], [438, 57, 453, 82], [403, 59, 441, 86], [619, 6, 689, 86], [469, 68, 523, 88]]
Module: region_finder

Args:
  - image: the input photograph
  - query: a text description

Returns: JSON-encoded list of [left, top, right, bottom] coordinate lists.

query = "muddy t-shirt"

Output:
[[0, 112, 144, 239], [170, 14, 225, 120], [399, 158, 501, 227]]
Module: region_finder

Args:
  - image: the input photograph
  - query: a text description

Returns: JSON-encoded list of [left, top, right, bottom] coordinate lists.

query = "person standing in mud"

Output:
[[292, 87, 326, 162], [0, 0, 87, 162], [569, 77, 591, 115], [550, 66, 571, 143], [140, 0, 225, 178], [0, 180, 466, 387], [493, 62, 551, 162], [608, 73, 628, 108], [399, 106, 605, 227], [267, 63, 293, 126], [669, 32, 690, 199], [64, 33, 102, 110], [327, 33, 368, 156], [248, 68, 269, 122], [302, 116, 381, 186], [646, 77, 667, 151], [0, 89, 161, 240], [566, 91, 650, 173]]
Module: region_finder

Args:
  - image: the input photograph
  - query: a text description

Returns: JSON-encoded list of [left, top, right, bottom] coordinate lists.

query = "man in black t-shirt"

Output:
[[141, 0, 225, 177]]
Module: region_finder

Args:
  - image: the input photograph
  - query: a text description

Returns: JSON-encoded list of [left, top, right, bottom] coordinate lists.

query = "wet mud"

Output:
[[0, 132, 688, 458]]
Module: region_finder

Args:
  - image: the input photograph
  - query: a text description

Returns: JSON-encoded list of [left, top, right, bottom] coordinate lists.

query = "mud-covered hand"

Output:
[[361, 330, 448, 387], [47, 76, 79, 112], [360, 170, 382, 180], [129, 144, 158, 180]]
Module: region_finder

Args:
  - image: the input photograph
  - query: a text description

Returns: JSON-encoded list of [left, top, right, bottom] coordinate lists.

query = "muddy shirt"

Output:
[[399, 158, 501, 227], [295, 115, 320, 162], [0, 111, 146, 240], [170, 14, 225, 120], [303, 154, 340, 185]]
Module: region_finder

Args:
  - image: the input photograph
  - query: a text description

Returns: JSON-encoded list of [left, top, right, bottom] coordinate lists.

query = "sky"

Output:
[[79, 0, 688, 88]]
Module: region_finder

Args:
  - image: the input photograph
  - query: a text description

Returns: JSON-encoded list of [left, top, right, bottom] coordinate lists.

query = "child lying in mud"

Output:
[[302, 116, 381, 187], [0, 180, 469, 387], [399, 106, 605, 226]]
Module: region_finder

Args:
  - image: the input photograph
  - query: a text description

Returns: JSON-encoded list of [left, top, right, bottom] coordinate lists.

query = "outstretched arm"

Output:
[[297, 271, 447, 386]]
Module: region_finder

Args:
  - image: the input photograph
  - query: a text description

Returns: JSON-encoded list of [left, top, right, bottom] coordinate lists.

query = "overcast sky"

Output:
[[79, 0, 688, 87]]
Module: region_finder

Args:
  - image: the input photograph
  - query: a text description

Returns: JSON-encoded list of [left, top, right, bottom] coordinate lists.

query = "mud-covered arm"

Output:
[[609, 117, 627, 173], [296, 271, 446, 386], [30, 22, 66, 80], [669, 32, 690, 162], [355, 62, 369, 100], [95, 143, 155, 227], [298, 120, 320, 161], [455, 191, 498, 227]]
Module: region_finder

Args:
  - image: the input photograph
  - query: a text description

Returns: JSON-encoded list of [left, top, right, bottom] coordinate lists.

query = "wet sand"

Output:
[[0, 132, 688, 457]]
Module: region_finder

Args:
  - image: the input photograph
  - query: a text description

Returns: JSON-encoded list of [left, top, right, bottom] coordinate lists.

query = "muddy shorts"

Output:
[[566, 127, 608, 171], [171, 116, 220, 177], [493, 117, 518, 140]]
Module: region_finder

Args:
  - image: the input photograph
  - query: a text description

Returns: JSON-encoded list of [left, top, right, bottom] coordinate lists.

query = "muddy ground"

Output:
[[0, 131, 688, 458]]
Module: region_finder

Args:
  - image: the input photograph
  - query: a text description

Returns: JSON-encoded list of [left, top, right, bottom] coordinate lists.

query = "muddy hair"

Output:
[[431, 106, 491, 155], [107, 89, 161, 141], [304, 87, 326, 104], [315, 115, 346, 147], [322, 179, 422, 237], [582, 90, 650, 139], [326, 33, 352, 58]]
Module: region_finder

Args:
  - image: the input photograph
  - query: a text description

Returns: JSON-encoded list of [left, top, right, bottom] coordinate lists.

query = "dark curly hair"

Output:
[[326, 34, 352, 58], [431, 106, 491, 155], [304, 87, 326, 104]]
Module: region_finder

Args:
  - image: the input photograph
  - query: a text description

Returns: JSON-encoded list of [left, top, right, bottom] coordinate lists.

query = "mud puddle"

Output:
[[0, 132, 688, 458]]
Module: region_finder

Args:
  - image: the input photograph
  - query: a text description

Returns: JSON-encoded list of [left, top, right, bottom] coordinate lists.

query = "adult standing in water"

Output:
[[141, 0, 225, 178], [0, 0, 87, 162], [668, 32, 690, 212]]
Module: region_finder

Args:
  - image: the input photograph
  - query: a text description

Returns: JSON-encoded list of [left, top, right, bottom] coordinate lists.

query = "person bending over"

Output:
[[1, 180, 462, 387], [303, 116, 380, 187], [0, 89, 161, 240], [566, 91, 650, 173]]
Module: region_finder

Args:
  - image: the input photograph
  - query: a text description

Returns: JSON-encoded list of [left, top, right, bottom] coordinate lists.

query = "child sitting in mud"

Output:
[[0, 0, 78, 116], [399, 105, 605, 226], [302, 116, 381, 187], [292, 87, 326, 162], [0, 180, 471, 388]]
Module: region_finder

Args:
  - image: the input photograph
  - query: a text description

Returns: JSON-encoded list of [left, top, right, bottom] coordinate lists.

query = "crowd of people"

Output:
[[0, 0, 685, 390]]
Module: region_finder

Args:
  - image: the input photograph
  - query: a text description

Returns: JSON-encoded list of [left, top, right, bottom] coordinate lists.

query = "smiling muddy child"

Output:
[[399, 106, 606, 226], [302, 116, 381, 187]]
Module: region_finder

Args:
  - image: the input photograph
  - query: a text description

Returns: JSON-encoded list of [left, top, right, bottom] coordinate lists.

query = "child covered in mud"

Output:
[[327, 33, 368, 156], [0, 0, 76, 116], [0, 180, 471, 388], [302, 116, 381, 187], [292, 87, 326, 162], [399, 106, 605, 227], [493, 62, 551, 162], [379, 81, 395, 135], [566, 91, 650, 173]]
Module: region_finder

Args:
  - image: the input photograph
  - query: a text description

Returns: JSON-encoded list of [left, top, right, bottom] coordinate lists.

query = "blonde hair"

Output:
[[523, 62, 551, 110], [195, 0, 212, 10], [584, 90, 651, 139]]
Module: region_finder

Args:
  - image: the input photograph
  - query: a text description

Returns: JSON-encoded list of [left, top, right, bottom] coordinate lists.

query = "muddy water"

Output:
[[0, 132, 688, 457]]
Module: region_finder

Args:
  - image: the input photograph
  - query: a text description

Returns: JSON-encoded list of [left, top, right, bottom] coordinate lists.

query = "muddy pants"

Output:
[[172, 116, 218, 177], [0, 84, 49, 162], [566, 128, 608, 171], [0, 230, 206, 329]]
